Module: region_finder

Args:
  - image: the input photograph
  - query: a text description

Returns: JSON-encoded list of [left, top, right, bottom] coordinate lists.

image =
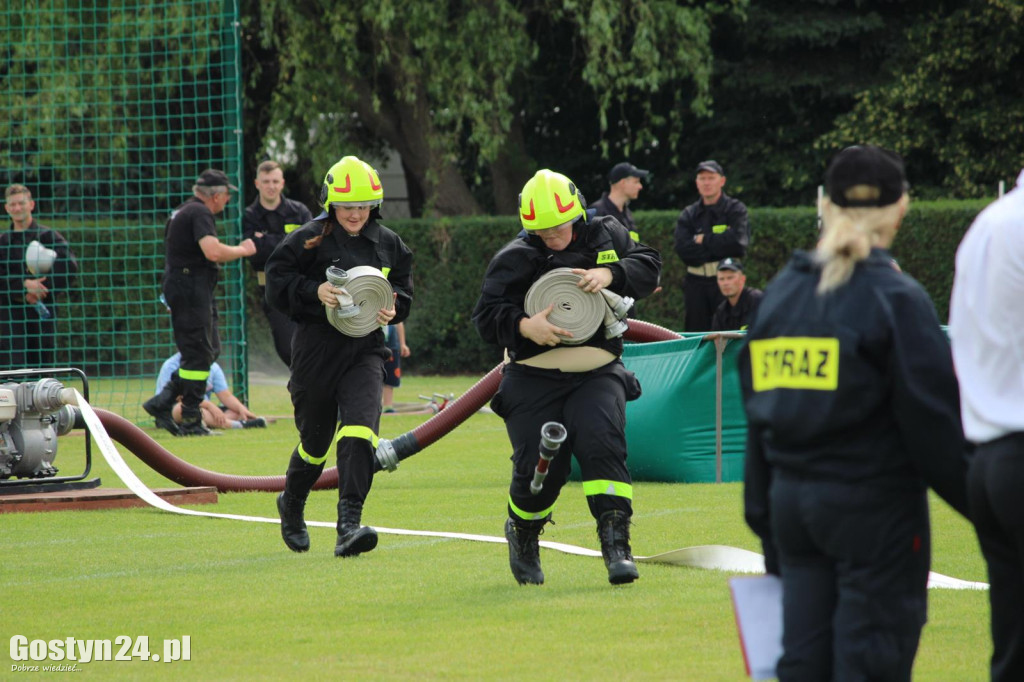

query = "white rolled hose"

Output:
[[524, 267, 633, 344], [324, 266, 394, 338]]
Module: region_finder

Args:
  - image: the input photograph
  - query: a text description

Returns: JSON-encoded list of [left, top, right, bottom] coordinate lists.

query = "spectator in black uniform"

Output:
[[157, 169, 255, 436], [673, 160, 749, 331], [949, 167, 1024, 682], [472, 169, 661, 586], [739, 145, 970, 681], [0, 184, 78, 368], [589, 161, 649, 242], [266, 155, 413, 558], [243, 160, 313, 368], [710, 258, 761, 331]]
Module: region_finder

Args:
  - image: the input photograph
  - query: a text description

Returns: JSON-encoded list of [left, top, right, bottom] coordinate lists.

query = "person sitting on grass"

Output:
[[143, 352, 266, 436]]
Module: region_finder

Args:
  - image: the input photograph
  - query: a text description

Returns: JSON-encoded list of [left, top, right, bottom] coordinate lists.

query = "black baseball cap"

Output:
[[825, 145, 907, 208], [608, 162, 650, 184], [696, 160, 724, 175], [196, 169, 238, 191], [717, 258, 743, 272]]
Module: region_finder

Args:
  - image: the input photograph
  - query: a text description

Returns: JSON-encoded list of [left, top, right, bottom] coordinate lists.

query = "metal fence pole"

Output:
[[709, 332, 744, 483]]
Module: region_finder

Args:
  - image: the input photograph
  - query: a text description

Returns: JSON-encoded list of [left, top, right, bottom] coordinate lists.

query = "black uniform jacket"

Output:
[[263, 214, 413, 327], [164, 198, 218, 274], [738, 248, 970, 561], [590, 193, 636, 234], [673, 193, 748, 267], [472, 215, 661, 362], [711, 287, 763, 332], [243, 197, 313, 273], [0, 220, 79, 307]]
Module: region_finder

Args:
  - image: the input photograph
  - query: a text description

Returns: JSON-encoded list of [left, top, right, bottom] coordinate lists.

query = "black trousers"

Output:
[[491, 360, 641, 522], [683, 273, 723, 332], [164, 269, 219, 419], [771, 473, 930, 682], [288, 324, 388, 505], [0, 304, 56, 368], [260, 288, 297, 368], [968, 432, 1024, 682]]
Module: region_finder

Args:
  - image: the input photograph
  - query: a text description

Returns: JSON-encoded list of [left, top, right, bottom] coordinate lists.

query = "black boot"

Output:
[[597, 510, 639, 585], [142, 383, 182, 436], [335, 499, 378, 557], [504, 515, 548, 585], [177, 400, 211, 436], [178, 417, 212, 436], [277, 450, 323, 552], [277, 491, 310, 552]]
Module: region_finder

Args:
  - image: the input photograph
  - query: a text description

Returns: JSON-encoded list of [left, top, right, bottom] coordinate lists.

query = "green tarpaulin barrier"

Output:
[[612, 336, 748, 483]]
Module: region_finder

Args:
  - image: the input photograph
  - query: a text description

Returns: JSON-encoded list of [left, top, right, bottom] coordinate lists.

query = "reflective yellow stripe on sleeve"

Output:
[[596, 250, 620, 264], [284, 223, 301, 234], [628, 231, 640, 242], [382, 267, 391, 278], [581, 479, 633, 499], [178, 369, 210, 381], [508, 496, 556, 522]]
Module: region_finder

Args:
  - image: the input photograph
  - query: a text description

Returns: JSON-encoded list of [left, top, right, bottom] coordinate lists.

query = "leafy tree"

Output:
[[820, 0, 1024, 198], [663, 0, 941, 208], [246, 0, 745, 216], [0, 4, 234, 213]]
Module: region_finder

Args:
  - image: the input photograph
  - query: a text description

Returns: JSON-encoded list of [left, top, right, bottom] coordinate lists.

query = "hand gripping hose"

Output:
[[524, 268, 635, 344], [90, 320, 681, 490], [324, 266, 393, 338]]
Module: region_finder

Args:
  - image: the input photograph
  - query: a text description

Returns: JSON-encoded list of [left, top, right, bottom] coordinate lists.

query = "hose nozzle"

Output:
[[531, 421, 567, 495], [600, 289, 633, 339], [325, 266, 361, 318]]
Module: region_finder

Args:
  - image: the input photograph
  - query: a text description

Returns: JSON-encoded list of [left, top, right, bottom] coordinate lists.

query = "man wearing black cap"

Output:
[[147, 169, 256, 436], [673, 160, 749, 331], [590, 162, 649, 242], [739, 145, 969, 681], [710, 258, 761, 331]]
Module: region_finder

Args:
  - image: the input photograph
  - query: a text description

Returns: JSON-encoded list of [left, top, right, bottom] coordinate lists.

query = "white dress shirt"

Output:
[[949, 169, 1024, 442]]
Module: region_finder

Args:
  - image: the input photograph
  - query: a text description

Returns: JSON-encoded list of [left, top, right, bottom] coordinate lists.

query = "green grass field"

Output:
[[2, 376, 990, 680]]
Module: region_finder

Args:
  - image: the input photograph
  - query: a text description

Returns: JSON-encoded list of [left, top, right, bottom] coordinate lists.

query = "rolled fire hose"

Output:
[[524, 269, 605, 345], [324, 266, 393, 338], [96, 320, 682, 490], [523, 268, 635, 344]]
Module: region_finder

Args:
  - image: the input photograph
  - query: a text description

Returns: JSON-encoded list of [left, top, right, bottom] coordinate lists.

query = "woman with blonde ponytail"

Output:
[[738, 146, 970, 681]]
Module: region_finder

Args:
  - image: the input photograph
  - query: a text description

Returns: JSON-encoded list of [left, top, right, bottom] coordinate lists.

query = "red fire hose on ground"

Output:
[[95, 320, 682, 492]]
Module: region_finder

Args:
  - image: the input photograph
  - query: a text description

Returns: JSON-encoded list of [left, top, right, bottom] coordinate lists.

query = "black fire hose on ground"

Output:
[[94, 320, 682, 492]]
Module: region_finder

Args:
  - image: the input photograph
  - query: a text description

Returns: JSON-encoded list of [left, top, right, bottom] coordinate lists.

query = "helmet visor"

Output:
[[331, 200, 382, 209]]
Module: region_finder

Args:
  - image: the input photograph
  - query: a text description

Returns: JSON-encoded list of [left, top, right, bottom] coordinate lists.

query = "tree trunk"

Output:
[[488, 115, 535, 215], [350, 74, 481, 217]]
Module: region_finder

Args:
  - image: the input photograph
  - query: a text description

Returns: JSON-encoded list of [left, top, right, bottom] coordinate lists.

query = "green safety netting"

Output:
[[0, 1, 246, 420]]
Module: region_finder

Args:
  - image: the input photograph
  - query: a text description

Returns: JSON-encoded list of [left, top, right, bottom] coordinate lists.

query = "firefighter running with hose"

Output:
[[472, 169, 661, 585], [265, 156, 413, 558]]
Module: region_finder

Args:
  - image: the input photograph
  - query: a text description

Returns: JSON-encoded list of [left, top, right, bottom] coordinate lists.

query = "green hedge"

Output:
[[240, 200, 990, 375]]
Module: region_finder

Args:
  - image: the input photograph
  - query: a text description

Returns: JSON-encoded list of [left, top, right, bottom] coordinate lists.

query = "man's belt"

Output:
[[687, 262, 719, 277]]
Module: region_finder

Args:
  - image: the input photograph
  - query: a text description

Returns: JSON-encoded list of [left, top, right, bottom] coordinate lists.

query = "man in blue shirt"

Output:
[[144, 352, 266, 435]]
